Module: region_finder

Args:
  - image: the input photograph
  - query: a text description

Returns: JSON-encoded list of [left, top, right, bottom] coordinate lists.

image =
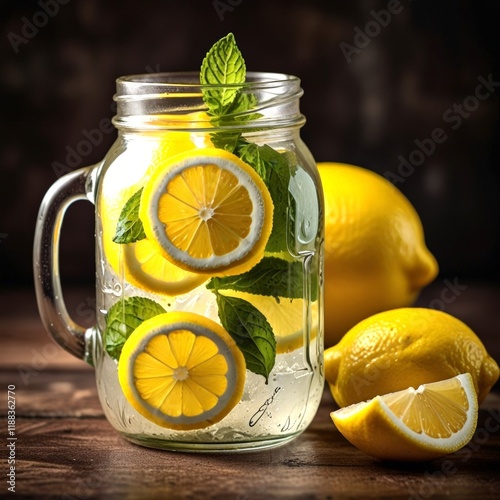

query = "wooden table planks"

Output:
[[1, 286, 500, 499]]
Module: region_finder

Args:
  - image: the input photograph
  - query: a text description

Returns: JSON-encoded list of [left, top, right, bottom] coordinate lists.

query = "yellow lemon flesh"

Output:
[[101, 119, 210, 295], [331, 374, 478, 462], [318, 163, 438, 346], [120, 239, 206, 296], [118, 312, 246, 430], [325, 308, 499, 407], [140, 148, 274, 277]]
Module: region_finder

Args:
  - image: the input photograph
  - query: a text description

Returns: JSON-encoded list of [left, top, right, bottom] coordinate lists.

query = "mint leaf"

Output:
[[201, 34, 261, 150], [112, 188, 146, 244], [201, 33, 246, 116], [208, 256, 305, 300], [215, 293, 276, 383], [216, 92, 262, 124], [210, 131, 244, 152], [237, 143, 292, 252], [104, 296, 166, 360]]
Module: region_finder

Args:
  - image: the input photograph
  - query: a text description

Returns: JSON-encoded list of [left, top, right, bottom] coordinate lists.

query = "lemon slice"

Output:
[[101, 194, 206, 295], [330, 373, 478, 461], [222, 291, 318, 354], [118, 312, 246, 430], [121, 239, 206, 295], [140, 148, 274, 277], [101, 132, 209, 295], [147, 111, 213, 153]]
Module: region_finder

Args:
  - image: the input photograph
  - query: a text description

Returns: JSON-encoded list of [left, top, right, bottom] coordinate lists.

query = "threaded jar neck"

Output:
[[113, 72, 305, 131]]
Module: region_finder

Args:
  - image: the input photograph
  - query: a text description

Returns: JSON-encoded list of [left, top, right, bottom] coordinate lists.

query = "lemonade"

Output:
[[89, 35, 324, 451]]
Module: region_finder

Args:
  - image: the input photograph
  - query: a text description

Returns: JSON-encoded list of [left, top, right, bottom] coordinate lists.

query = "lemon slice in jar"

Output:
[[118, 312, 246, 430], [139, 148, 274, 277], [100, 125, 209, 295]]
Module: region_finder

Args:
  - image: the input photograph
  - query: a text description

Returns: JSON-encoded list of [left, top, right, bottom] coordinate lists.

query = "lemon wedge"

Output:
[[330, 373, 478, 461]]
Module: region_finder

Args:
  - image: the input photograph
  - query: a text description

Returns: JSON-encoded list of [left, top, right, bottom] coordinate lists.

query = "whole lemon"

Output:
[[318, 163, 439, 346], [325, 307, 499, 407]]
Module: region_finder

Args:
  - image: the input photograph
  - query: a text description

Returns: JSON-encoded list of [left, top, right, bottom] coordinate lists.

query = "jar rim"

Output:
[[113, 71, 305, 131], [116, 71, 300, 91]]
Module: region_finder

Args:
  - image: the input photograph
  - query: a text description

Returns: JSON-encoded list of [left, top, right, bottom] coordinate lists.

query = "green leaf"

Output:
[[215, 293, 276, 383], [237, 143, 292, 252], [104, 296, 166, 360], [112, 188, 146, 244], [201, 33, 246, 116], [216, 93, 262, 124], [200, 35, 262, 151], [207, 257, 305, 301], [209, 131, 243, 152]]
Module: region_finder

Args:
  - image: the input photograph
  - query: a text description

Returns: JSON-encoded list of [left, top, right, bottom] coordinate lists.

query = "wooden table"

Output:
[[2, 285, 499, 499]]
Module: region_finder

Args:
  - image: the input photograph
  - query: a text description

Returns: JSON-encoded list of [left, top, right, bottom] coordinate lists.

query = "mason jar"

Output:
[[34, 72, 324, 452]]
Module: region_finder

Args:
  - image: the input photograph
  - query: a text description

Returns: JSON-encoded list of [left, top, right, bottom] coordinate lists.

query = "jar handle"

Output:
[[33, 165, 99, 363]]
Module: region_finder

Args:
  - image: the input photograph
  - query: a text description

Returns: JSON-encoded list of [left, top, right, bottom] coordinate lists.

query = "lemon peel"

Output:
[[325, 308, 499, 407], [318, 163, 438, 346], [331, 374, 478, 461]]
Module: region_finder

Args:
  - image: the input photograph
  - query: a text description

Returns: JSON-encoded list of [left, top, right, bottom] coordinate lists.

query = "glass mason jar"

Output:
[[34, 72, 324, 452]]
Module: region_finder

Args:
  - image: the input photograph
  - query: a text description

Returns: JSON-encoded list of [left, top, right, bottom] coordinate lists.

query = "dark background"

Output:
[[1, 0, 499, 289]]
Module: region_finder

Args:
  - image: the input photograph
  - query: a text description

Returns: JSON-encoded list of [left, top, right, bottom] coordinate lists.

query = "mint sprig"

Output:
[[200, 33, 246, 116], [201, 33, 262, 152], [104, 296, 166, 359], [236, 142, 292, 252], [112, 188, 146, 244], [214, 292, 276, 383], [207, 257, 305, 301]]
